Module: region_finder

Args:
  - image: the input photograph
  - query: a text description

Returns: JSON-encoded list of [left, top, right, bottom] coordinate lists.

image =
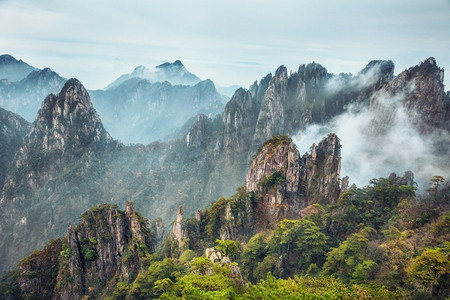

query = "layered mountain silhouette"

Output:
[[0, 57, 448, 275], [106, 60, 201, 89]]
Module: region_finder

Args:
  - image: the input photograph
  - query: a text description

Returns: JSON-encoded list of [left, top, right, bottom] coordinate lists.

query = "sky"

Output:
[[1, 0, 450, 90]]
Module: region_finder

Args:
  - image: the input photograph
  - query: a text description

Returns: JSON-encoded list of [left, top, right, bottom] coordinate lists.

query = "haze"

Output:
[[0, 0, 449, 90]]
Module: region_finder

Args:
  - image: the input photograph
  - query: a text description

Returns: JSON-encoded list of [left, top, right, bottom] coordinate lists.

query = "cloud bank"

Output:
[[294, 87, 450, 191]]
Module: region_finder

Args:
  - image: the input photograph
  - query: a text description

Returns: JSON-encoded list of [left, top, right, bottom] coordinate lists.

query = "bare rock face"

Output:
[[253, 66, 289, 148], [17, 239, 62, 300], [0, 107, 29, 187], [0, 79, 116, 274], [299, 133, 342, 205], [53, 202, 153, 299], [222, 88, 260, 160], [171, 206, 186, 247], [246, 134, 342, 227], [374, 57, 450, 133]]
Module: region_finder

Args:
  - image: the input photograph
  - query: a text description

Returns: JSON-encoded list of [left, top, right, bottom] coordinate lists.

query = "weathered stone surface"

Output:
[[246, 134, 342, 227], [172, 206, 186, 247], [0, 79, 116, 274], [0, 107, 29, 187], [53, 203, 153, 299]]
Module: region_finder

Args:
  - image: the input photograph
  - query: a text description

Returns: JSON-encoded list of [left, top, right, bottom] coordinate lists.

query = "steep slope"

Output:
[[90, 78, 226, 144], [1, 58, 448, 276], [1, 203, 153, 300], [0, 79, 116, 273], [0, 68, 66, 121], [169, 134, 343, 255], [106, 60, 201, 89], [0, 108, 29, 188], [0, 54, 37, 82]]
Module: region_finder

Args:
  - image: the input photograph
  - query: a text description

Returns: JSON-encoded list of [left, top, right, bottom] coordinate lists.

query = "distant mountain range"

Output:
[[0, 55, 449, 277], [106, 60, 202, 89], [0, 55, 232, 143]]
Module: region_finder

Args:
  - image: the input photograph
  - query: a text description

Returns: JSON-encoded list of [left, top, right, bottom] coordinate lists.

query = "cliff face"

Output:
[[53, 202, 152, 299], [6, 203, 153, 300], [373, 57, 450, 133], [0, 107, 29, 187], [246, 134, 342, 227], [0, 79, 116, 274], [174, 134, 343, 251]]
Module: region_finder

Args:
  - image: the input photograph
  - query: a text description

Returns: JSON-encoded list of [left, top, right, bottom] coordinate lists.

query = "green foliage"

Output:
[[82, 246, 98, 261], [179, 249, 197, 264], [322, 226, 377, 282], [241, 274, 406, 300], [0, 270, 21, 299], [431, 211, 450, 235], [258, 170, 285, 190], [128, 258, 183, 299], [406, 242, 450, 296], [253, 256, 281, 280], [241, 231, 271, 282], [215, 239, 242, 260], [333, 178, 416, 234]]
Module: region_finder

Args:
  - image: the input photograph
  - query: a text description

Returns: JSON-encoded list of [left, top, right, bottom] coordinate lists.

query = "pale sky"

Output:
[[1, 0, 449, 90]]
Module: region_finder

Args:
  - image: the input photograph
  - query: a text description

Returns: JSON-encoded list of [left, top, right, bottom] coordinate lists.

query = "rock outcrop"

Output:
[[175, 134, 343, 250], [53, 202, 153, 299], [246, 134, 342, 227], [374, 57, 450, 133], [0, 107, 29, 187], [0, 79, 116, 274], [3, 203, 153, 300]]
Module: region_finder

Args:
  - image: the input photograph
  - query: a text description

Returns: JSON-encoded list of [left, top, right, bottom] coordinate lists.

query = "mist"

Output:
[[294, 85, 450, 191]]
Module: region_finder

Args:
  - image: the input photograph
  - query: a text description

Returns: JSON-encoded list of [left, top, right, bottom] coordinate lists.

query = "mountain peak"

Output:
[[156, 60, 184, 69], [107, 59, 201, 88], [22, 78, 112, 156], [0, 54, 21, 65], [0, 54, 38, 82]]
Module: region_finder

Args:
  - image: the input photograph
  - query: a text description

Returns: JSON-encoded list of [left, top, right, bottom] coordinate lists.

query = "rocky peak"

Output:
[[156, 60, 184, 69], [171, 206, 186, 247], [0, 54, 37, 82], [245, 134, 342, 225], [298, 62, 328, 82], [377, 57, 450, 133], [360, 60, 394, 81], [299, 133, 342, 205], [185, 114, 211, 149], [54, 203, 153, 299], [253, 67, 289, 147], [18, 78, 112, 159], [222, 88, 260, 157], [0, 54, 21, 65]]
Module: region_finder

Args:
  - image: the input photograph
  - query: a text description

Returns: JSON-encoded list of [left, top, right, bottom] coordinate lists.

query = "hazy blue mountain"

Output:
[[106, 60, 201, 89], [90, 78, 227, 144], [0, 54, 37, 82], [0, 67, 66, 121], [0, 58, 448, 276]]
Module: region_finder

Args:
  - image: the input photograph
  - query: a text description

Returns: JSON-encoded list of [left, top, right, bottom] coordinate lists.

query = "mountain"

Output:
[[106, 60, 201, 89], [0, 107, 30, 188], [0, 79, 116, 273], [0, 54, 38, 82], [1, 133, 448, 298], [90, 78, 227, 144], [0, 57, 449, 276], [0, 67, 66, 121]]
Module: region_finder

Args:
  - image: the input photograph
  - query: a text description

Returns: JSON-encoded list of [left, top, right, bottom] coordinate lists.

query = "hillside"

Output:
[[1, 135, 448, 298], [0, 57, 449, 277]]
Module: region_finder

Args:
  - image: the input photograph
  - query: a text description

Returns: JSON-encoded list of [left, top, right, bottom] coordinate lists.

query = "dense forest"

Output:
[[1, 157, 448, 299]]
